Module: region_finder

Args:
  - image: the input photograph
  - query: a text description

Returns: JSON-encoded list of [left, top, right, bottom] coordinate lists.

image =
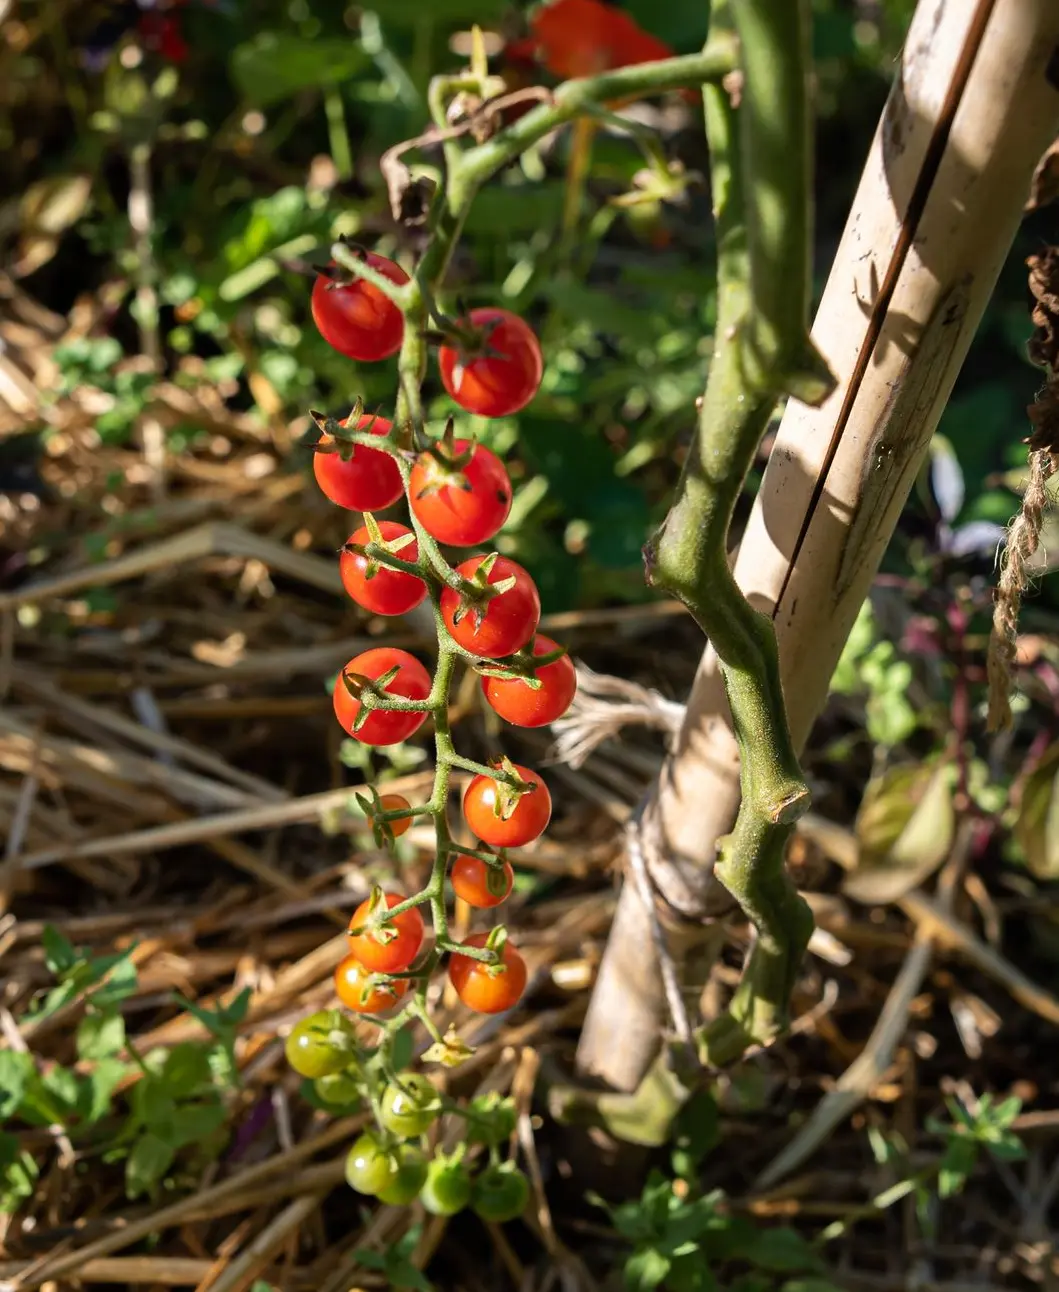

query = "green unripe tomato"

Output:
[[313, 1070, 362, 1106], [378, 1073, 441, 1137], [419, 1153, 472, 1216], [466, 1092, 517, 1146], [471, 1162, 530, 1223], [344, 1131, 397, 1196], [285, 1010, 358, 1079], [376, 1143, 428, 1205]]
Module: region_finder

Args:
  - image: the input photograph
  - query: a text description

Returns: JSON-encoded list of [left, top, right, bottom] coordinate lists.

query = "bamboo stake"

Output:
[[578, 0, 1059, 1094]]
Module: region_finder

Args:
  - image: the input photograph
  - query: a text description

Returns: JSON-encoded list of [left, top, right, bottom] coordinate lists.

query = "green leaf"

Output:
[[740, 1226, 819, 1273], [987, 1132, 1027, 1162], [36, 1065, 83, 1122], [937, 1135, 978, 1197], [0, 1133, 39, 1214], [230, 35, 369, 107], [126, 1131, 176, 1199], [41, 925, 79, 975], [156, 1043, 214, 1099], [623, 0, 707, 49], [624, 1246, 672, 1291], [83, 1058, 129, 1123], [90, 952, 138, 1009], [166, 1100, 227, 1149], [0, 1052, 34, 1119], [670, 1092, 719, 1177], [1014, 742, 1059, 879], [844, 761, 955, 904], [132, 1078, 178, 1136], [76, 1011, 126, 1061]]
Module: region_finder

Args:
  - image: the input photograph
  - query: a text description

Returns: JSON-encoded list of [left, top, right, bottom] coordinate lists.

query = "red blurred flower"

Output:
[[138, 9, 190, 64], [514, 0, 674, 80]]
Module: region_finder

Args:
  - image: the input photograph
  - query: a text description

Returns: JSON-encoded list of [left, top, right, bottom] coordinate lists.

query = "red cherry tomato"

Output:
[[462, 763, 551, 848], [451, 855, 514, 908], [334, 954, 411, 1015], [312, 414, 403, 512], [448, 933, 527, 1014], [311, 254, 409, 362], [481, 635, 576, 727], [347, 891, 424, 973], [340, 521, 427, 617], [439, 557, 540, 659], [438, 308, 543, 418], [378, 794, 413, 838], [408, 440, 512, 546], [333, 647, 431, 746]]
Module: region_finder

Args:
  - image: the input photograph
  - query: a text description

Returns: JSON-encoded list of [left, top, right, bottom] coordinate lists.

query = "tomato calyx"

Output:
[[344, 964, 406, 1010], [426, 311, 512, 389], [309, 402, 394, 463], [421, 1023, 477, 1068], [475, 640, 568, 687], [347, 884, 404, 947], [447, 923, 510, 979], [356, 786, 413, 849], [482, 755, 540, 821], [342, 511, 419, 581], [339, 663, 429, 728], [444, 551, 518, 631], [309, 403, 412, 461], [409, 418, 480, 499]]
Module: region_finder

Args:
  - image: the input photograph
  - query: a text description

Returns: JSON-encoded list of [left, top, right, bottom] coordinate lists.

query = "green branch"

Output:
[[729, 0, 832, 401], [646, 0, 830, 1061]]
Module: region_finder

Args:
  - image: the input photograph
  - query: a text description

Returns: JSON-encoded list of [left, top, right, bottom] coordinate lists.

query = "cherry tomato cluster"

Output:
[[285, 1012, 529, 1220], [289, 244, 576, 1216], [311, 252, 544, 418]]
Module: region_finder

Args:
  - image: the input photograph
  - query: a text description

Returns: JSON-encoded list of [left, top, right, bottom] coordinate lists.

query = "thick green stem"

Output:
[[728, 0, 830, 401], [644, 1, 826, 1060]]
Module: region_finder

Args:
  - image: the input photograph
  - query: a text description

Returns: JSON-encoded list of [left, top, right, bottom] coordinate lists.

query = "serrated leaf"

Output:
[[844, 761, 955, 904], [230, 35, 369, 107]]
